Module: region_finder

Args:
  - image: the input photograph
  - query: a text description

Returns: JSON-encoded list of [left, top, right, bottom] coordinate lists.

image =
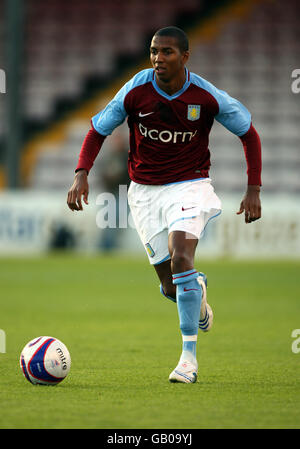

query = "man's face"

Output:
[[150, 35, 189, 83]]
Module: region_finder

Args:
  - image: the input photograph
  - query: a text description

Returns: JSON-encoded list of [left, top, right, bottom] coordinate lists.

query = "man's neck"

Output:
[[155, 69, 186, 96]]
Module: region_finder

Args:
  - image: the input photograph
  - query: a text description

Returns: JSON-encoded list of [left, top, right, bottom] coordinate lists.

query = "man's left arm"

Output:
[[210, 85, 262, 223], [236, 124, 262, 223]]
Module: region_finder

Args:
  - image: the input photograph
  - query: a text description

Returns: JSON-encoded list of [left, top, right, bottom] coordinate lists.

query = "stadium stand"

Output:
[[21, 0, 200, 123], [0, 0, 201, 188], [189, 0, 300, 193], [1, 0, 299, 194]]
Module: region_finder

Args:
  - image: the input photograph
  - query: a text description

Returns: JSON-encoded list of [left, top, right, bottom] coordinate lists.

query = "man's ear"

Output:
[[182, 50, 190, 65]]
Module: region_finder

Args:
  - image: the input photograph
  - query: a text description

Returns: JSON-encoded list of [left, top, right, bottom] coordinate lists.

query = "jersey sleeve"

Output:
[[91, 86, 128, 136], [239, 123, 262, 185], [91, 69, 153, 136], [190, 73, 251, 136], [214, 88, 251, 136]]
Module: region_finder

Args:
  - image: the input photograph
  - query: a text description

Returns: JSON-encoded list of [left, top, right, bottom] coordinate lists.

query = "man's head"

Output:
[[150, 26, 189, 83], [154, 26, 189, 53]]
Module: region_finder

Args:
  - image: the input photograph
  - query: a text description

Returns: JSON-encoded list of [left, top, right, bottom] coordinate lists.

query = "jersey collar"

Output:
[[151, 67, 191, 100]]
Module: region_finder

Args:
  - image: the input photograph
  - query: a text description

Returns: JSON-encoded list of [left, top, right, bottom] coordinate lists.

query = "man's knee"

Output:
[[168, 230, 197, 274], [171, 250, 193, 274]]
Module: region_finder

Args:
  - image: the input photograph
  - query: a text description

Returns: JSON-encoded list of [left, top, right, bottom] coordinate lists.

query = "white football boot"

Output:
[[197, 273, 213, 332], [169, 359, 198, 384]]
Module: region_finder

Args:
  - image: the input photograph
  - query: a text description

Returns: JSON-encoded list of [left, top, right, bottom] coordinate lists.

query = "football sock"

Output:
[[181, 335, 197, 364], [172, 269, 202, 363]]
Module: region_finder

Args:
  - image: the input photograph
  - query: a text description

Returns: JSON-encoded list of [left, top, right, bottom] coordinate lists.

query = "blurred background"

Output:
[[0, 0, 299, 258]]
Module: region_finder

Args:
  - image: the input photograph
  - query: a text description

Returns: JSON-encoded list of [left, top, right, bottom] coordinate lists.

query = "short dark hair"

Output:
[[153, 26, 189, 53]]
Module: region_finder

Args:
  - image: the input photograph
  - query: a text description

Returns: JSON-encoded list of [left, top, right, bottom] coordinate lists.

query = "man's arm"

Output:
[[67, 127, 105, 211], [67, 169, 89, 212], [67, 76, 133, 211], [204, 82, 262, 224], [236, 124, 262, 223], [236, 184, 261, 224]]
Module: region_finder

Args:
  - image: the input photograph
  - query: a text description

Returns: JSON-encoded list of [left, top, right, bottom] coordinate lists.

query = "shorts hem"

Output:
[[153, 254, 171, 265]]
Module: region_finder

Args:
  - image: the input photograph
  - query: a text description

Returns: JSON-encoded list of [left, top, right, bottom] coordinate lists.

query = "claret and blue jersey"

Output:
[[91, 68, 252, 185]]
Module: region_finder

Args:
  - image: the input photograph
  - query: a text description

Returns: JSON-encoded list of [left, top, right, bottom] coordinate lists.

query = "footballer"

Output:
[[67, 26, 262, 383]]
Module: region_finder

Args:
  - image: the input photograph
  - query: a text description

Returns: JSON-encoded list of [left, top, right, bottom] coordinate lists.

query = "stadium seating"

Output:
[[188, 0, 300, 193], [0, 0, 200, 127], [22, 0, 199, 121], [1, 0, 299, 194]]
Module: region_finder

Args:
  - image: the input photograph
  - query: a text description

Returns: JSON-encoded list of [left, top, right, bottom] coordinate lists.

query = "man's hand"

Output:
[[236, 185, 261, 224], [67, 170, 89, 211]]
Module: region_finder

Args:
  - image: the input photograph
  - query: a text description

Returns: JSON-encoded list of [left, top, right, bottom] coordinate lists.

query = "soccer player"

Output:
[[67, 26, 262, 383]]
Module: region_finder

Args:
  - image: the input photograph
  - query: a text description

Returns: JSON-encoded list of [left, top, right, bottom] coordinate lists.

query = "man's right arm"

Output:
[[67, 76, 133, 212], [67, 126, 105, 211], [75, 126, 106, 174], [67, 70, 151, 211]]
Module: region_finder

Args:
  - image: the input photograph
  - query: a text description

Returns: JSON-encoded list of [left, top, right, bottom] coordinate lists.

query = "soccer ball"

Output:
[[20, 336, 71, 385]]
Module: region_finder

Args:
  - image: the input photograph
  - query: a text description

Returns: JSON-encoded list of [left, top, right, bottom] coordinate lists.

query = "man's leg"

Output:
[[154, 238, 212, 332], [167, 231, 201, 383], [168, 230, 198, 273], [154, 259, 176, 302]]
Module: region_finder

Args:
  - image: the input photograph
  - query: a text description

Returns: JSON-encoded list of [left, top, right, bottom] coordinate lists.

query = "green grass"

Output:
[[0, 254, 299, 429]]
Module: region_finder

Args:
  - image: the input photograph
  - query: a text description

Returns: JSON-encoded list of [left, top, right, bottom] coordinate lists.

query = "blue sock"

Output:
[[172, 269, 202, 362]]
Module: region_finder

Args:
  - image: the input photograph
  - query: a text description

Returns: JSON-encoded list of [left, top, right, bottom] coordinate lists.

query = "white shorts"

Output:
[[127, 178, 222, 265]]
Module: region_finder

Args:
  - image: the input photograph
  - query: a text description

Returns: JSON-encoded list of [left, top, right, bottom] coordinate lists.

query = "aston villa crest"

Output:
[[187, 104, 201, 121]]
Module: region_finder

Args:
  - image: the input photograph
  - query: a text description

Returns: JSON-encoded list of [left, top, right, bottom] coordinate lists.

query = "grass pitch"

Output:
[[0, 254, 299, 429]]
